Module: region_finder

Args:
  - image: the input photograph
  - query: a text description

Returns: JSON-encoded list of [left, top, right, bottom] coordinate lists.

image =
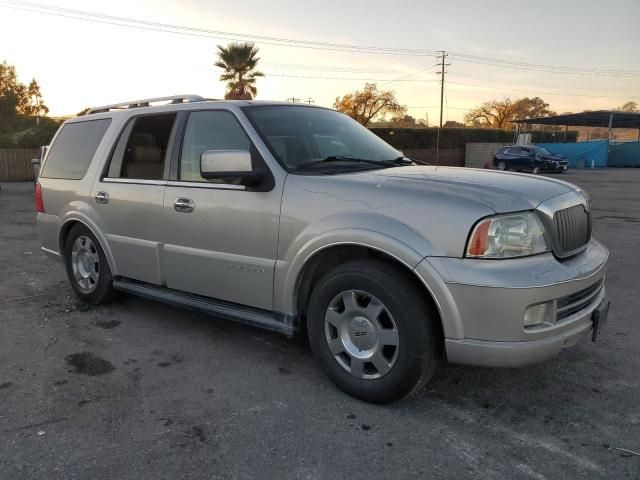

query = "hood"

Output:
[[347, 165, 579, 213]]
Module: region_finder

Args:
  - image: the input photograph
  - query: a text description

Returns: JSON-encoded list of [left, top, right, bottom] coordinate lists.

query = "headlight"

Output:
[[466, 212, 549, 259]]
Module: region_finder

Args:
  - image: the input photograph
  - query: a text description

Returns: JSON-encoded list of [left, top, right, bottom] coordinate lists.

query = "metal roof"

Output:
[[511, 110, 640, 129]]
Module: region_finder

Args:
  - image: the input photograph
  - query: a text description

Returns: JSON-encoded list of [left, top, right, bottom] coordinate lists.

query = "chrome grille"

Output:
[[553, 205, 591, 256], [556, 278, 604, 322]]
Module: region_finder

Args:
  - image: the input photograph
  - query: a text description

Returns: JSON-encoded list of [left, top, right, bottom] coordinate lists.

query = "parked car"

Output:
[[35, 96, 609, 403], [493, 145, 569, 174]]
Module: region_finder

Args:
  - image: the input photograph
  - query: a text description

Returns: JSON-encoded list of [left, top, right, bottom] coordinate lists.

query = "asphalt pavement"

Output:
[[1, 169, 639, 479]]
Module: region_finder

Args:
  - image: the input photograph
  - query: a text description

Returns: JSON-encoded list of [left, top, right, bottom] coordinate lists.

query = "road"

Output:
[[1, 169, 639, 479]]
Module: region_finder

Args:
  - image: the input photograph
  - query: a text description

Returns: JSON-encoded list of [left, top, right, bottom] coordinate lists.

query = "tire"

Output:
[[63, 224, 115, 304], [532, 166, 540, 175], [497, 161, 507, 171], [307, 259, 442, 403]]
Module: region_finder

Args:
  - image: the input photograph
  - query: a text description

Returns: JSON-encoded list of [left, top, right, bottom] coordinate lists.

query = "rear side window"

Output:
[[40, 119, 111, 180], [106, 113, 176, 180]]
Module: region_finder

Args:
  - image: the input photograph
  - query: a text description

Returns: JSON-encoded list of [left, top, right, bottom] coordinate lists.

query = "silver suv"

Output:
[[36, 95, 610, 403]]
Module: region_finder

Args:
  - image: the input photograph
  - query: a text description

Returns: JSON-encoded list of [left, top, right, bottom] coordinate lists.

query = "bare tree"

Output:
[[334, 83, 406, 126]]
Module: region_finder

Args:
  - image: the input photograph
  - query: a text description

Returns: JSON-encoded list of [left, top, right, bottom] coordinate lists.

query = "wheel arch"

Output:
[[59, 215, 118, 275], [293, 243, 445, 338]]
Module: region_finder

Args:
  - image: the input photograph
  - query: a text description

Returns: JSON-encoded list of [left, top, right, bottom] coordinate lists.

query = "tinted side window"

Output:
[[40, 119, 111, 180], [180, 111, 250, 182], [106, 114, 176, 180]]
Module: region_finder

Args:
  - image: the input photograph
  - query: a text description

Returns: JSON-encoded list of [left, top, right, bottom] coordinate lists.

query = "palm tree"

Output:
[[215, 42, 264, 100]]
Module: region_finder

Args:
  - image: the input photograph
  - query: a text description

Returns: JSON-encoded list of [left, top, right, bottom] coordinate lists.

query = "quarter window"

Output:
[[179, 110, 251, 182], [40, 119, 111, 180]]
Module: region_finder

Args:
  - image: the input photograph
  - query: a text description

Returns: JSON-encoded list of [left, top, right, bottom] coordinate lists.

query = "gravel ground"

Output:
[[1, 169, 639, 480]]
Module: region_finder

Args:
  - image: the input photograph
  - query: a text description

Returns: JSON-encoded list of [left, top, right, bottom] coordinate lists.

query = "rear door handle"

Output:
[[95, 191, 109, 204], [174, 197, 195, 213]]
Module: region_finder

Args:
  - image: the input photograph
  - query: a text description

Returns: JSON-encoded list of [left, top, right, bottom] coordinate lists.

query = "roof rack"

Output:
[[86, 95, 206, 115]]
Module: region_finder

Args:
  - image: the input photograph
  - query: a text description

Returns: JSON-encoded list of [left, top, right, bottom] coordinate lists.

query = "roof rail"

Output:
[[86, 95, 206, 114]]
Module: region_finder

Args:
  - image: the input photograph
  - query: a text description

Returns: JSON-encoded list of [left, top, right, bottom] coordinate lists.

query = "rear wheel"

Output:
[[63, 224, 115, 304], [497, 161, 507, 171], [532, 166, 540, 174], [307, 260, 442, 403]]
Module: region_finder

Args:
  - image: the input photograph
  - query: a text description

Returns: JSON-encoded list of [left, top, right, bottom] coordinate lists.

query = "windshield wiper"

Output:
[[297, 155, 421, 170]]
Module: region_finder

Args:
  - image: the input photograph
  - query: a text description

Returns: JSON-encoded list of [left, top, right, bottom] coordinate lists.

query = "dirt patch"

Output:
[[95, 319, 121, 329], [0, 381, 13, 390], [65, 352, 115, 376], [192, 425, 207, 443]]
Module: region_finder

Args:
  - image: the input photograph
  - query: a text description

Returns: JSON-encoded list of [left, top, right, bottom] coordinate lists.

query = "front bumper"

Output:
[[416, 238, 609, 367]]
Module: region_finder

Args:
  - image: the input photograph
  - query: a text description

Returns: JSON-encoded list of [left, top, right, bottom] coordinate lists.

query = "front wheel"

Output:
[[532, 166, 540, 174], [307, 260, 442, 403], [497, 161, 507, 171]]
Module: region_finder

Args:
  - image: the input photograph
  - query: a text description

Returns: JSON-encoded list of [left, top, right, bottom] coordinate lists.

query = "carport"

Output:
[[512, 111, 640, 168]]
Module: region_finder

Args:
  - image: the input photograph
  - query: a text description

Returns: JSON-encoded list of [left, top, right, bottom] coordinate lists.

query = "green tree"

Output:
[[510, 97, 555, 120], [0, 61, 49, 121], [334, 83, 406, 126], [617, 101, 639, 112], [24, 79, 49, 118], [215, 42, 264, 100]]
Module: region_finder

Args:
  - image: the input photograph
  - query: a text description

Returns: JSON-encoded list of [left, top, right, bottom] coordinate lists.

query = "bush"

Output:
[[370, 127, 578, 150], [0, 115, 61, 147]]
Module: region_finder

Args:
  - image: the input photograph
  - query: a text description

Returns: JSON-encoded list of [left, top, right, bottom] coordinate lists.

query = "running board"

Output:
[[113, 279, 295, 336]]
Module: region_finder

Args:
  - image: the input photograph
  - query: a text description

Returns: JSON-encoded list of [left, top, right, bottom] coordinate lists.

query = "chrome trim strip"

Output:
[[165, 181, 245, 191], [102, 178, 167, 186], [537, 190, 590, 258], [41, 246, 61, 257]]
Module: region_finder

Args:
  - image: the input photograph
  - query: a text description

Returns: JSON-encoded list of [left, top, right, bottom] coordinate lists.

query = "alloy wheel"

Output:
[[71, 235, 100, 293], [324, 290, 399, 379]]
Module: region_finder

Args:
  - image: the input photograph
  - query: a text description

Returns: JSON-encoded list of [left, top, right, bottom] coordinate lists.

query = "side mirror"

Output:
[[200, 150, 264, 187]]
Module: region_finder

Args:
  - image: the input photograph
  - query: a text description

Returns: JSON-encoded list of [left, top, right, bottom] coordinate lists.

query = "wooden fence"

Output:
[[0, 148, 39, 182]]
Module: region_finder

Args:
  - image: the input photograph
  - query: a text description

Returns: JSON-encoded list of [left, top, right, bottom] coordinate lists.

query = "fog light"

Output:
[[524, 303, 550, 327]]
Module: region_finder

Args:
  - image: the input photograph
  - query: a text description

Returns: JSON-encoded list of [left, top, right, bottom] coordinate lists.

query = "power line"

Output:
[[0, 1, 441, 57], [449, 51, 640, 76], [258, 72, 440, 82], [3, 1, 640, 77], [451, 56, 640, 78], [446, 78, 640, 99]]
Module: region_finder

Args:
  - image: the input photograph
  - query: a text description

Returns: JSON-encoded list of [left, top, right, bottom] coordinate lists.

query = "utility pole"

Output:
[[435, 51, 450, 166], [287, 97, 300, 103], [436, 51, 450, 128], [305, 97, 315, 105]]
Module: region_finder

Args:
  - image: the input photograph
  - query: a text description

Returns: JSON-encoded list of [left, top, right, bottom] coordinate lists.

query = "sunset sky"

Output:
[[1, 0, 639, 122]]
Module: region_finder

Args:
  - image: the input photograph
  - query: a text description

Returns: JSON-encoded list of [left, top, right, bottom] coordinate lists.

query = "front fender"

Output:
[[273, 212, 446, 316]]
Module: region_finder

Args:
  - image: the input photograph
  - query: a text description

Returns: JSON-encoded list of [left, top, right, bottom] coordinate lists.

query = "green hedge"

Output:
[[370, 127, 577, 149], [0, 115, 62, 148]]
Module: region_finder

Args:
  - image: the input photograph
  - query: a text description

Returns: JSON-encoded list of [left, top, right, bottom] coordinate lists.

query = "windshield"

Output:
[[242, 106, 401, 172], [531, 146, 551, 155]]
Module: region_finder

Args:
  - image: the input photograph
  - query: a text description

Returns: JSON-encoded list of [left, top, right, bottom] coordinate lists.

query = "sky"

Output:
[[1, 0, 639, 123]]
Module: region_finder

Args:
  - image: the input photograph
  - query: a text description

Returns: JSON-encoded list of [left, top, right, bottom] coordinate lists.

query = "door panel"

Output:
[[162, 184, 280, 309], [91, 181, 166, 284], [89, 112, 177, 284], [160, 109, 281, 311]]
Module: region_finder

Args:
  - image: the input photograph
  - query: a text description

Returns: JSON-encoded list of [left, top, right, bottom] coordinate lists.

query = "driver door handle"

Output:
[[95, 191, 109, 204], [174, 197, 195, 213]]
